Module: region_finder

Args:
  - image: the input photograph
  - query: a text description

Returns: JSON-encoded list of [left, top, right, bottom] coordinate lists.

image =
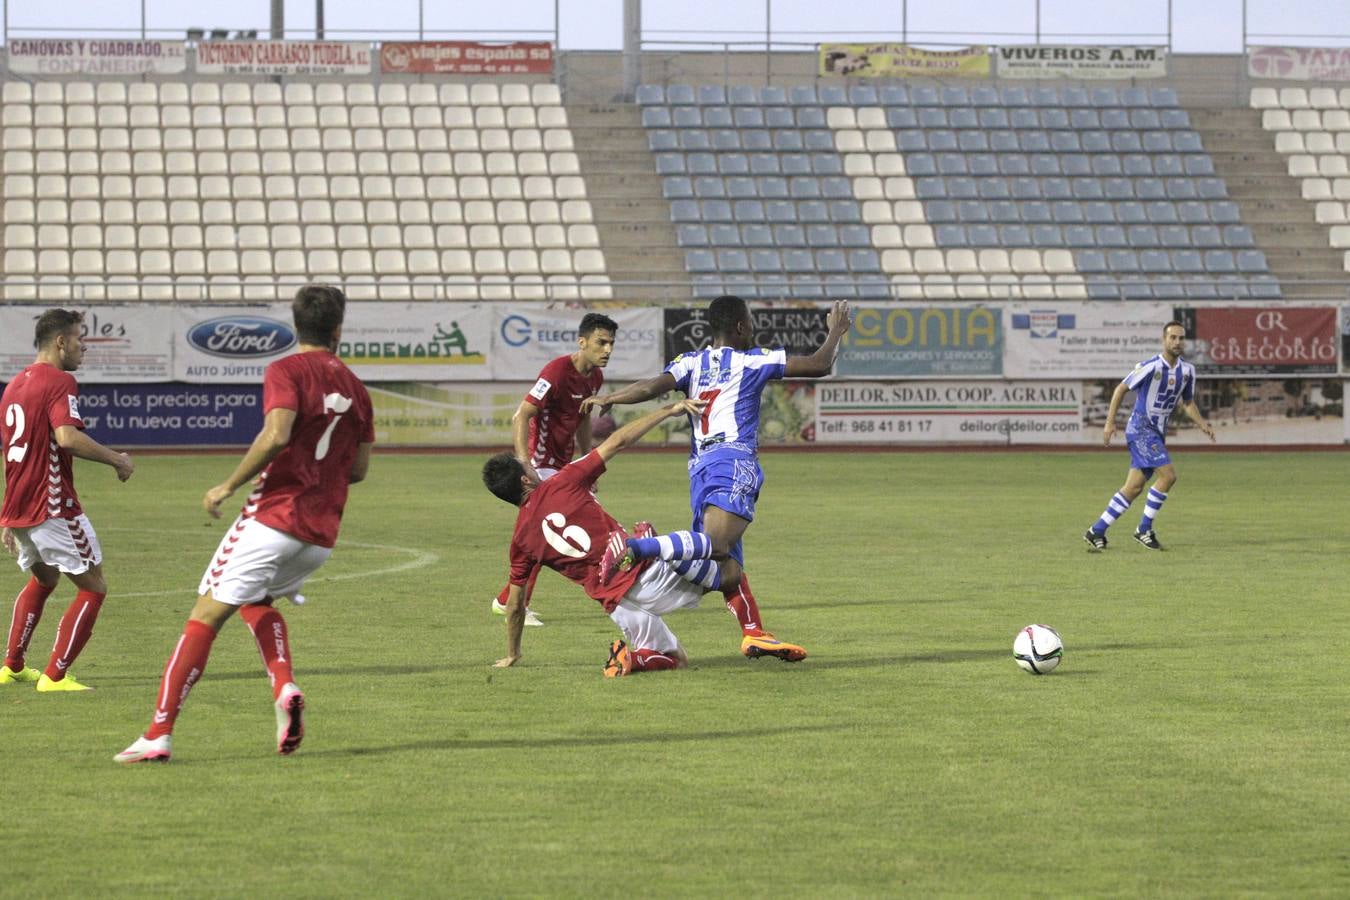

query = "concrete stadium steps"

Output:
[[1191, 107, 1348, 290], [567, 104, 689, 300]]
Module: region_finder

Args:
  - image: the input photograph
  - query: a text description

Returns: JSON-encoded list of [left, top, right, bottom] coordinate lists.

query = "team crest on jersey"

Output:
[[67, 394, 80, 419], [529, 378, 551, 401]]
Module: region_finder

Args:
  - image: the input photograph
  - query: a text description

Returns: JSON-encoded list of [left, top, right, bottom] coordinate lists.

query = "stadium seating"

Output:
[[645, 83, 1272, 299], [0, 80, 608, 300], [1254, 86, 1350, 272]]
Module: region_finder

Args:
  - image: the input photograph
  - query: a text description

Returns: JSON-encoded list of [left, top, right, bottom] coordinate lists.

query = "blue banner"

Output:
[[77, 384, 263, 446]]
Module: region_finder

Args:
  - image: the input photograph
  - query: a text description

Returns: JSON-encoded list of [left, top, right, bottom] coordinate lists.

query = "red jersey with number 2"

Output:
[[248, 351, 375, 549], [509, 451, 646, 611], [0, 363, 86, 527], [524, 355, 604, 471]]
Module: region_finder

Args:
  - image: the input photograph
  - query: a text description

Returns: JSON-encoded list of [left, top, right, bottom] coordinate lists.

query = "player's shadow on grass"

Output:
[[303, 722, 840, 759]]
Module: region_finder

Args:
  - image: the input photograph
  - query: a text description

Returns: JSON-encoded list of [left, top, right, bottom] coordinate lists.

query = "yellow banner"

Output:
[[819, 43, 991, 78]]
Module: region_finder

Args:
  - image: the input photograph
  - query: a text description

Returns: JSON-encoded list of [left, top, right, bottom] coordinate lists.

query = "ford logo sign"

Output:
[[187, 317, 296, 359]]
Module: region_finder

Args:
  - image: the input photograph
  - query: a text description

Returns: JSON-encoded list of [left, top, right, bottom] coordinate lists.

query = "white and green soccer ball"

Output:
[[1013, 624, 1063, 675]]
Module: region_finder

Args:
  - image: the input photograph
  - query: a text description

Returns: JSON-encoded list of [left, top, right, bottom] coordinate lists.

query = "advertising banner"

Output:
[[491, 305, 662, 381], [1174, 306, 1338, 375], [663, 306, 829, 361], [837, 305, 1003, 378], [6, 38, 187, 75], [339, 303, 492, 382], [379, 41, 554, 75], [0, 305, 174, 383], [172, 304, 295, 383], [996, 45, 1167, 79], [1248, 46, 1350, 82], [1342, 305, 1350, 374], [196, 40, 372, 75], [816, 381, 1082, 444], [78, 384, 263, 446], [819, 43, 990, 78], [1004, 302, 1173, 379]]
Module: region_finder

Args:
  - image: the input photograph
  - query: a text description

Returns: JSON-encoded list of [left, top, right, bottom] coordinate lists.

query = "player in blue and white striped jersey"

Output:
[[587, 296, 851, 662], [1084, 320, 1215, 552]]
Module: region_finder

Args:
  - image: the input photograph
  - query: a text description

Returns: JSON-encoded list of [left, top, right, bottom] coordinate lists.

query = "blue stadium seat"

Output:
[[1001, 224, 1033, 245], [727, 177, 758, 199], [1139, 249, 1172, 273], [774, 223, 806, 245], [805, 224, 839, 247], [717, 248, 749, 271], [1041, 108, 1070, 129], [1178, 201, 1210, 224], [935, 224, 966, 246], [1031, 155, 1061, 176], [698, 85, 726, 105], [763, 107, 795, 128], [1091, 87, 1120, 107], [928, 130, 960, 152], [880, 85, 910, 106], [719, 154, 750, 175], [790, 274, 825, 298], [722, 276, 759, 299], [636, 84, 664, 105], [1142, 131, 1173, 153], [1173, 250, 1204, 273], [848, 249, 882, 272], [1051, 131, 1082, 153], [971, 85, 1001, 107], [1127, 224, 1160, 247], [750, 249, 782, 272], [692, 274, 724, 298], [1166, 179, 1198, 201], [918, 107, 950, 127], [734, 198, 766, 221], [1214, 275, 1249, 299], [1131, 109, 1162, 130], [664, 176, 694, 199], [1063, 86, 1090, 107], [1211, 202, 1241, 225], [1085, 276, 1122, 300], [999, 154, 1031, 175], [1135, 178, 1166, 200], [1080, 131, 1112, 153], [811, 154, 844, 175], [677, 130, 709, 151], [788, 177, 820, 200], [1121, 86, 1149, 106], [1222, 225, 1254, 248], [926, 200, 958, 223], [1084, 201, 1114, 224], [673, 106, 703, 128], [1152, 87, 1180, 107], [821, 177, 852, 199], [770, 131, 802, 151], [1012, 179, 1043, 200], [1020, 131, 1052, 152], [797, 200, 830, 223], [989, 200, 1021, 222], [957, 200, 990, 222], [1061, 154, 1092, 177], [1001, 86, 1031, 106], [1189, 225, 1221, 247], [1052, 201, 1085, 223], [818, 85, 847, 106], [856, 273, 891, 300], [642, 107, 672, 128], [1111, 132, 1143, 153], [733, 107, 765, 128], [1121, 276, 1154, 300], [760, 85, 788, 105], [1042, 178, 1072, 200], [1181, 279, 1218, 299], [968, 154, 999, 176], [759, 176, 789, 198], [816, 249, 848, 273], [1108, 249, 1141, 272], [979, 108, 1011, 129], [848, 85, 879, 106], [750, 155, 781, 176], [709, 223, 739, 245], [728, 85, 758, 106], [887, 108, 919, 129], [968, 224, 1000, 247], [1076, 249, 1108, 273], [1173, 132, 1204, 153], [1121, 155, 1152, 177], [655, 153, 685, 175], [701, 199, 733, 221], [687, 153, 718, 175], [947, 177, 978, 199], [693, 176, 725, 198], [1031, 86, 1060, 106], [949, 107, 979, 129], [1161, 109, 1191, 130], [897, 130, 927, 152], [1145, 201, 1179, 224], [1249, 275, 1282, 298], [649, 130, 678, 151], [911, 85, 940, 106], [1092, 156, 1124, 177], [765, 201, 797, 223], [839, 224, 871, 247], [780, 154, 811, 175], [686, 249, 716, 272], [1159, 225, 1190, 248], [1103, 178, 1134, 200], [1153, 155, 1183, 176], [1101, 108, 1131, 130], [796, 106, 826, 128], [1115, 202, 1147, 225], [1033, 223, 1065, 246], [979, 179, 1012, 200], [677, 224, 709, 247], [788, 85, 817, 105], [906, 154, 937, 177], [1097, 225, 1127, 247], [742, 223, 773, 246], [937, 154, 968, 176], [783, 249, 814, 272], [665, 85, 695, 105], [940, 86, 970, 105], [829, 200, 861, 222], [803, 130, 834, 151], [1185, 156, 1217, 177], [989, 131, 1020, 152], [1011, 108, 1040, 129], [746, 131, 773, 153], [1151, 278, 1185, 300], [1073, 179, 1105, 200], [958, 131, 990, 152]]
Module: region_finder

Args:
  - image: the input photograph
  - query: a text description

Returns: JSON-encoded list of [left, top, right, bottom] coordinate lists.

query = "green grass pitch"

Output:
[[4, 449, 1350, 896]]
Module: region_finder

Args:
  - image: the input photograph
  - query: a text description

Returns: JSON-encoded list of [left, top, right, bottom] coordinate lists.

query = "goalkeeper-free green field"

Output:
[[5, 450, 1349, 897]]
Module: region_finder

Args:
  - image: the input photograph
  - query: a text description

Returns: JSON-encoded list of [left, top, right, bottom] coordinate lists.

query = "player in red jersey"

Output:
[[116, 285, 374, 763], [488, 312, 617, 627], [483, 397, 729, 677], [1, 309, 134, 691]]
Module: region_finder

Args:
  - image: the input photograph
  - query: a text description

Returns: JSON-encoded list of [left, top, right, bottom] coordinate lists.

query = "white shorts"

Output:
[[198, 516, 331, 607], [609, 561, 703, 653], [10, 515, 102, 575]]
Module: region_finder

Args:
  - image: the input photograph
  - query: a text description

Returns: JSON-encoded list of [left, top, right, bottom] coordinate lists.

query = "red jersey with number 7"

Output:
[[245, 351, 375, 548], [0, 363, 86, 527]]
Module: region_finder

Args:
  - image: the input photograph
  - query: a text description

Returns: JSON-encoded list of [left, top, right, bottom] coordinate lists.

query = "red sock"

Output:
[[239, 602, 294, 699], [5, 577, 56, 670], [724, 573, 764, 635], [632, 649, 680, 672], [43, 590, 105, 680], [146, 619, 216, 740]]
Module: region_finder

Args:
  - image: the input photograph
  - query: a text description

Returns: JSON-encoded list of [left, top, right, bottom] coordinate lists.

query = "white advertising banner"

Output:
[[1003, 302, 1173, 379], [1248, 46, 1350, 82], [6, 38, 187, 75], [338, 303, 492, 381], [996, 45, 1168, 79], [172, 305, 296, 383], [816, 381, 1085, 444], [196, 40, 372, 75], [0, 305, 174, 383], [489, 305, 664, 381]]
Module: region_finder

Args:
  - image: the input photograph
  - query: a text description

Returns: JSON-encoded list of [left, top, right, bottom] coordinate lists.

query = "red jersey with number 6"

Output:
[[508, 451, 646, 611], [523, 355, 604, 471], [246, 351, 375, 548], [0, 363, 87, 527]]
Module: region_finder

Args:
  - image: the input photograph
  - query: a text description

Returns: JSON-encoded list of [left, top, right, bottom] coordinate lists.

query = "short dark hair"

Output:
[[578, 313, 618, 338], [707, 295, 749, 339], [293, 284, 347, 346], [1163, 320, 1185, 335], [34, 308, 83, 349], [483, 452, 526, 506]]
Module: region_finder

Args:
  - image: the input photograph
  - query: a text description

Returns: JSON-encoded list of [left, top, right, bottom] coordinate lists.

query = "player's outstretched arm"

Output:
[[784, 300, 852, 378], [1102, 382, 1130, 446], [581, 372, 679, 416], [510, 401, 541, 482], [494, 583, 528, 667], [203, 408, 296, 518], [54, 425, 134, 482], [1183, 401, 1216, 443], [595, 398, 706, 463]]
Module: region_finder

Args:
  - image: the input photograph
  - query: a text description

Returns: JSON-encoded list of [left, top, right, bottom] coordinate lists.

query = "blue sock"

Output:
[[1092, 492, 1131, 534], [1138, 488, 1167, 533], [627, 531, 713, 562], [672, 557, 722, 590]]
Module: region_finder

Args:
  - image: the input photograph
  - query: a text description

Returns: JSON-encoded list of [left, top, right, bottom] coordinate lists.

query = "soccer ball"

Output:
[[1012, 624, 1063, 675]]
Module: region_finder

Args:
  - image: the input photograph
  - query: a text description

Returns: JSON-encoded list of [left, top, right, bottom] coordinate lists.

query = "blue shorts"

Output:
[[689, 452, 764, 566], [1126, 429, 1171, 478]]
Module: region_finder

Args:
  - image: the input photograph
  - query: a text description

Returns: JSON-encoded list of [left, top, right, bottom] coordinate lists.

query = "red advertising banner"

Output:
[[379, 41, 553, 75], [1175, 306, 1338, 375]]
